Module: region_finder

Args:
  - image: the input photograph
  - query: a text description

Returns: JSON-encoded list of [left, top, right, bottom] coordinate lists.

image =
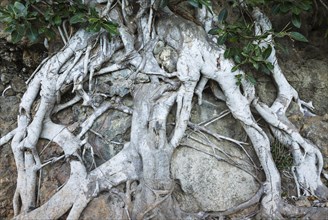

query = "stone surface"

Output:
[[80, 192, 127, 220], [295, 197, 311, 207], [0, 96, 19, 218], [172, 147, 260, 212], [289, 114, 328, 169], [88, 106, 132, 165], [170, 94, 261, 212], [0, 145, 16, 218], [0, 96, 20, 133], [256, 55, 328, 116], [11, 75, 26, 93]]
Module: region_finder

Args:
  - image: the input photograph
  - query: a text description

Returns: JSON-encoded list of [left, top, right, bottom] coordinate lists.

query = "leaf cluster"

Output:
[[244, 0, 312, 28], [187, 0, 213, 13], [208, 0, 310, 85], [0, 0, 118, 44]]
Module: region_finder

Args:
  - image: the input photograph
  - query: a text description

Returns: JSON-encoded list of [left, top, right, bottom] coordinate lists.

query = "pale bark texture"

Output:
[[1, 0, 328, 219]]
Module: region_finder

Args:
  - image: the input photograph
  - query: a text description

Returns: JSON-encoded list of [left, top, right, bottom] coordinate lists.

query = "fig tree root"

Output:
[[1, 1, 327, 219]]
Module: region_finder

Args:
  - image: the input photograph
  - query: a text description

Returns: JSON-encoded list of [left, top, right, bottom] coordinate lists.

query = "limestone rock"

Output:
[[171, 94, 260, 212], [256, 58, 328, 116], [298, 115, 328, 169], [11, 75, 26, 93], [80, 193, 126, 220], [0, 96, 20, 219], [172, 147, 260, 212], [295, 197, 311, 207]]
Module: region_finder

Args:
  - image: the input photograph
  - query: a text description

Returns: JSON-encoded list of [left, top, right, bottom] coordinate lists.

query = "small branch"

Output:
[[318, 0, 328, 10], [52, 95, 82, 114], [62, 20, 70, 41], [204, 186, 264, 218], [55, 50, 84, 94], [2, 85, 12, 96], [198, 109, 230, 127], [183, 138, 261, 183], [188, 122, 249, 147], [58, 26, 67, 45], [39, 154, 65, 169], [195, 76, 208, 105], [78, 101, 132, 139], [0, 128, 17, 146]]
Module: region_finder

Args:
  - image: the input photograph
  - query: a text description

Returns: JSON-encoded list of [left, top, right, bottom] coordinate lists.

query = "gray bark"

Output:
[[1, 1, 327, 219]]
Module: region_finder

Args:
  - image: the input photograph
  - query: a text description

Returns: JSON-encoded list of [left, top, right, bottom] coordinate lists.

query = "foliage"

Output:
[[0, 0, 118, 44], [188, 0, 213, 13], [208, 0, 311, 85]]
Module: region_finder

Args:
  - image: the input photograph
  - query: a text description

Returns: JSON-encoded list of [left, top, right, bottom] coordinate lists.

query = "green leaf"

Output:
[[29, 11, 38, 17], [13, 1, 27, 17], [88, 17, 99, 23], [272, 4, 281, 14], [208, 28, 219, 35], [16, 23, 25, 35], [101, 22, 118, 35], [231, 65, 239, 72], [298, 1, 312, 11], [266, 62, 274, 70], [291, 6, 301, 15], [0, 14, 13, 23], [253, 54, 262, 61], [44, 8, 54, 21], [280, 3, 291, 13], [54, 15, 62, 26], [292, 14, 301, 28], [218, 8, 228, 22], [228, 36, 238, 43], [45, 29, 56, 40], [217, 33, 227, 45], [260, 64, 271, 75], [263, 45, 272, 59], [188, 0, 200, 8], [4, 24, 15, 33], [234, 55, 241, 64], [69, 13, 85, 24], [252, 61, 259, 70], [243, 43, 254, 54], [11, 30, 23, 43], [7, 4, 16, 17], [246, 74, 256, 85], [86, 22, 101, 32], [289, 31, 308, 42], [27, 25, 38, 42], [224, 48, 232, 59]]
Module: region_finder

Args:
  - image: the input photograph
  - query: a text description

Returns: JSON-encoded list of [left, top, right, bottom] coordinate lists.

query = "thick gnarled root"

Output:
[[251, 7, 328, 199], [1, 1, 327, 219]]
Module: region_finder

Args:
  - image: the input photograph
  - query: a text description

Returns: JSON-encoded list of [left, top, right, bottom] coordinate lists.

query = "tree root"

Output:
[[1, 1, 328, 219]]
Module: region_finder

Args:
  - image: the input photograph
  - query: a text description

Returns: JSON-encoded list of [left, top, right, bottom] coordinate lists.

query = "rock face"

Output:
[[171, 94, 260, 212], [172, 147, 259, 211], [0, 96, 19, 217], [301, 115, 328, 165], [256, 50, 328, 116]]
